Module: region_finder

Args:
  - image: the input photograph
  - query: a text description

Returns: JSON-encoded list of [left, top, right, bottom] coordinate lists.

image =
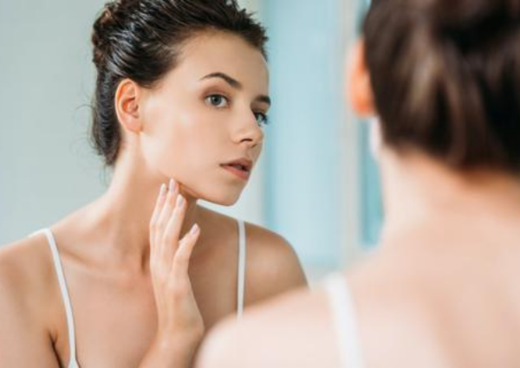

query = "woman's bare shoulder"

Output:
[[0, 234, 55, 308], [199, 206, 308, 301], [0, 235, 61, 366], [197, 286, 330, 368], [199, 205, 298, 255], [242, 222, 308, 300]]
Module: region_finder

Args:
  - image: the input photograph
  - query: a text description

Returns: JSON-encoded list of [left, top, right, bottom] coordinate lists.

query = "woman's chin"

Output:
[[201, 191, 242, 207]]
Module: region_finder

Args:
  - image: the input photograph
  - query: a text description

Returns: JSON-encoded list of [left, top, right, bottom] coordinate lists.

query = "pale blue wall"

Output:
[[0, 0, 107, 245], [359, 121, 383, 247], [262, 0, 344, 268], [261, 0, 383, 260]]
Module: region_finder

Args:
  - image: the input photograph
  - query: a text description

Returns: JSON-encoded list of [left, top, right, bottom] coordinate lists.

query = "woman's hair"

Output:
[[363, 0, 520, 173], [90, 0, 267, 166]]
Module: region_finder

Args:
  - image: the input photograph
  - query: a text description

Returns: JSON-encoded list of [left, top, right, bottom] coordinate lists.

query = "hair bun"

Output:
[[91, 0, 139, 69], [92, 2, 119, 69], [428, 0, 520, 39]]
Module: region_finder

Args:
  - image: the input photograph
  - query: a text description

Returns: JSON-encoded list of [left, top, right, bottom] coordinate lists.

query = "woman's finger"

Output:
[[150, 183, 167, 224], [162, 194, 187, 262], [149, 183, 167, 251], [155, 179, 179, 257], [172, 224, 200, 279]]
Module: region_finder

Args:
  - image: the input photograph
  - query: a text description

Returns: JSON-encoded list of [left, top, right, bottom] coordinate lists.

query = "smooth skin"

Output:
[[0, 31, 307, 368], [196, 40, 520, 368]]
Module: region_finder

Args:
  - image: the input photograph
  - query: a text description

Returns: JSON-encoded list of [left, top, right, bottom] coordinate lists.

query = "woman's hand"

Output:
[[149, 179, 204, 349]]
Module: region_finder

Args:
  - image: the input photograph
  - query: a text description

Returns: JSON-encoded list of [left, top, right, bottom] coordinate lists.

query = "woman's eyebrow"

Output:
[[200, 72, 242, 89], [200, 72, 271, 106], [256, 95, 271, 106]]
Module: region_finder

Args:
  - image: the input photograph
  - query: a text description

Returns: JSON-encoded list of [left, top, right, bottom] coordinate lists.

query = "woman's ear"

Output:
[[115, 79, 143, 133], [348, 40, 376, 117]]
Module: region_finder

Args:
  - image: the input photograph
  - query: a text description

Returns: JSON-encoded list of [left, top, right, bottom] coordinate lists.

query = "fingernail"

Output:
[[159, 183, 166, 195], [169, 178, 177, 192], [176, 195, 185, 207], [190, 224, 200, 235]]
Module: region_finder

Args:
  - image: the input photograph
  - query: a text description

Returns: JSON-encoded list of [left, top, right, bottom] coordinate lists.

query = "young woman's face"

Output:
[[139, 32, 270, 205]]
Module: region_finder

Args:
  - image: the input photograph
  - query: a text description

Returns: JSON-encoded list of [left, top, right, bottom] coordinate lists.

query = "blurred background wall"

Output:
[[0, 0, 109, 243], [0, 0, 382, 282]]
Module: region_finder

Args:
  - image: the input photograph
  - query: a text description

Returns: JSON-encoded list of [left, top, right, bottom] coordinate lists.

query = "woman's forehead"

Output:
[[174, 32, 269, 85]]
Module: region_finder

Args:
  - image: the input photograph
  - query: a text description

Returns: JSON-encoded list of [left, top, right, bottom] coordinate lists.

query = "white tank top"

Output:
[[323, 273, 365, 368], [33, 220, 247, 368]]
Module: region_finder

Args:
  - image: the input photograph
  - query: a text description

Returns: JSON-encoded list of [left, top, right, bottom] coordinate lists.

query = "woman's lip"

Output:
[[221, 164, 250, 181], [223, 158, 253, 172]]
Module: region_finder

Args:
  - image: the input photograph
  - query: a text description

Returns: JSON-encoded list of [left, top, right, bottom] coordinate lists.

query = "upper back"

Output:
[[348, 214, 520, 368]]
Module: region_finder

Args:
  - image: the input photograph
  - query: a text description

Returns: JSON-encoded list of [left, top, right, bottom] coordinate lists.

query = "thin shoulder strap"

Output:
[[237, 220, 247, 319], [41, 229, 78, 367], [324, 273, 364, 368]]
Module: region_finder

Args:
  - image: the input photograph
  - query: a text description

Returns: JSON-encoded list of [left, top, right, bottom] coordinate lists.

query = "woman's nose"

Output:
[[233, 111, 264, 147]]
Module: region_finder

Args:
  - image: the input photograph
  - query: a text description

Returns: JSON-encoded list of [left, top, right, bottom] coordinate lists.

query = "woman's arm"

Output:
[[138, 334, 202, 368]]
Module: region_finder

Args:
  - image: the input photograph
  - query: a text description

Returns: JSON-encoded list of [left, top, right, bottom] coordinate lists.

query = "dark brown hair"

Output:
[[363, 0, 520, 172], [91, 0, 268, 166]]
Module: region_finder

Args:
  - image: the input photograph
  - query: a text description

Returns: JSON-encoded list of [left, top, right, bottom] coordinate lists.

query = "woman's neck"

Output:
[[83, 151, 200, 272], [379, 148, 520, 240]]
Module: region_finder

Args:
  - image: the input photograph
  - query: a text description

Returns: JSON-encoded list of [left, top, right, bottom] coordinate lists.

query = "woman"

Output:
[[197, 0, 520, 367], [0, 0, 307, 367]]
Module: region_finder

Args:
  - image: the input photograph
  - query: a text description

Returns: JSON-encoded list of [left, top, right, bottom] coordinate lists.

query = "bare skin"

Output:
[[0, 31, 307, 368], [196, 41, 520, 368]]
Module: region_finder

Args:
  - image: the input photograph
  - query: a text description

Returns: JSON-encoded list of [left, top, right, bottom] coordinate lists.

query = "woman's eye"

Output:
[[205, 94, 229, 108], [254, 112, 269, 127]]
